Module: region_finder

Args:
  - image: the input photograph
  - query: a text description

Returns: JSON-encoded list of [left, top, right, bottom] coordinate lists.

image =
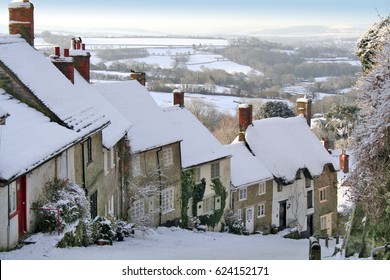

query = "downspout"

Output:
[[7, 183, 10, 250], [81, 142, 87, 196], [156, 147, 163, 226]]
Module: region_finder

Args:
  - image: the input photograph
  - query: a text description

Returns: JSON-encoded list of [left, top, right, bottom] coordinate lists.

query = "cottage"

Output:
[[234, 102, 338, 237], [161, 89, 232, 231], [224, 142, 273, 233], [0, 88, 94, 250], [94, 81, 183, 227]]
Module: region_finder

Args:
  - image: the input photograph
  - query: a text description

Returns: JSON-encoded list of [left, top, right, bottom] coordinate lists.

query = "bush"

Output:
[[225, 210, 245, 235], [92, 216, 116, 245], [33, 179, 90, 233]]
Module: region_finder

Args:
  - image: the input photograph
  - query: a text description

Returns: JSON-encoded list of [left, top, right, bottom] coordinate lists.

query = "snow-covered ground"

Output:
[[0, 226, 345, 260]]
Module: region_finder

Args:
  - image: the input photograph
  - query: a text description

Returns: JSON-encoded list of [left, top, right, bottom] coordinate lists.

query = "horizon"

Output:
[[1, 0, 389, 37]]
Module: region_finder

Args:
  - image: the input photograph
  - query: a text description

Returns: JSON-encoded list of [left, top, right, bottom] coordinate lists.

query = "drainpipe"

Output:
[[81, 142, 87, 196], [7, 183, 10, 250], [156, 147, 163, 226]]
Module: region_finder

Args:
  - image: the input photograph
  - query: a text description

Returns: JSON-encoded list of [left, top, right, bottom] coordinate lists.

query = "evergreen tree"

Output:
[[256, 101, 295, 119]]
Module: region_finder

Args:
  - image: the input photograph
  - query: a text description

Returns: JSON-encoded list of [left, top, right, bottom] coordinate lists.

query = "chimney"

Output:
[[320, 138, 329, 152], [296, 95, 312, 126], [9, 0, 35, 46], [130, 71, 146, 86], [70, 37, 91, 82], [173, 88, 185, 108], [339, 149, 349, 173], [238, 104, 252, 141], [50, 47, 75, 84]]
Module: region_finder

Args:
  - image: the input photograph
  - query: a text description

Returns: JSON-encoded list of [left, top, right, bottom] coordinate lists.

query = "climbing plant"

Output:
[[180, 169, 195, 228], [199, 178, 228, 228]]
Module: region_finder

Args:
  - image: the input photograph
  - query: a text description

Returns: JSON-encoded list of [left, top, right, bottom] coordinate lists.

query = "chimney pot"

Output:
[[238, 104, 253, 141], [54, 46, 60, 56], [339, 149, 349, 173], [173, 88, 185, 108]]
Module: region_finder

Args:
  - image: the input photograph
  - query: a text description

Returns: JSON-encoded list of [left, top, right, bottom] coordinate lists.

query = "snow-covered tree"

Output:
[[256, 101, 295, 119], [350, 19, 390, 249], [356, 16, 390, 73]]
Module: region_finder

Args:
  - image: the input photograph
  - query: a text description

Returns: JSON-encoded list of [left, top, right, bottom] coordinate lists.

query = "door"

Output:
[[16, 176, 27, 238], [245, 207, 254, 233], [279, 201, 287, 230]]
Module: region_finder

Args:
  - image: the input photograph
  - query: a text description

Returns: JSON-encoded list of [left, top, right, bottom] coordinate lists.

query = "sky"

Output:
[[1, 0, 390, 36]]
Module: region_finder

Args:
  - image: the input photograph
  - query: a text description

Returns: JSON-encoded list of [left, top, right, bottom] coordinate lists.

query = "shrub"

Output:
[[225, 210, 245, 235]]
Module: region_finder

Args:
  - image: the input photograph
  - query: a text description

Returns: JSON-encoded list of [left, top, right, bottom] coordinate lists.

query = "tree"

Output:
[[349, 18, 390, 253], [186, 98, 222, 132], [256, 101, 295, 119]]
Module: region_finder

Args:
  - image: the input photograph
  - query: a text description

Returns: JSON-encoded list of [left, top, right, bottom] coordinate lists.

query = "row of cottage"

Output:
[[0, 0, 339, 251]]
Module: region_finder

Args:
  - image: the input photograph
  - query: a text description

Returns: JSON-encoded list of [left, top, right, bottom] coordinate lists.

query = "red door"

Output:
[[16, 176, 27, 238]]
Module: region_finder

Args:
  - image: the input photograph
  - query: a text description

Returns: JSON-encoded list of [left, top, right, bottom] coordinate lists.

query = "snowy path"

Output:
[[0, 227, 341, 260]]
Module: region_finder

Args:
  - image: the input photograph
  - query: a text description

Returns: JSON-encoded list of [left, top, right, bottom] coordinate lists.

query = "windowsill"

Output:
[[239, 198, 247, 202], [161, 208, 175, 215], [257, 215, 265, 219]]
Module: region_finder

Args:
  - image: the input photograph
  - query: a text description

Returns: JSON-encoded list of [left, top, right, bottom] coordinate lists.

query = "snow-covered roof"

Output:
[[244, 115, 337, 184], [0, 90, 83, 182], [0, 35, 109, 136], [93, 80, 182, 153], [74, 72, 131, 149], [162, 106, 231, 168], [224, 142, 273, 188]]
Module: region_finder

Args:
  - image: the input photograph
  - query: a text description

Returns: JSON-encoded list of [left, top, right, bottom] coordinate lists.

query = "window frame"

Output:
[[210, 162, 220, 180], [257, 202, 266, 218], [162, 147, 173, 167], [258, 182, 266, 195], [161, 187, 175, 214], [239, 187, 247, 201]]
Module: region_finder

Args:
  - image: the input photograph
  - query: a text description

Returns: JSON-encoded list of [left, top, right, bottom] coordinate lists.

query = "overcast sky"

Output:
[[1, 0, 389, 35]]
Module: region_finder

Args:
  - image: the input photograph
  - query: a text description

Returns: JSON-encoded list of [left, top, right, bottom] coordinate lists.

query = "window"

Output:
[[320, 215, 327, 230], [161, 187, 174, 214], [9, 182, 17, 214], [132, 199, 145, 221], [194, 167, 201, 184], [305, 178, 311, 188], [239, 187, 247, 201], [319, 187, 327, 202], [132, 155, 141, 177], [87, 137, 93, 163], [162, 147, 173, 167], [257, 203, 266, 217], [211, 162, 220, 179], [203, 196, 215, 214], [259, 182, 266, 195], [307, 190, 313, 209], [148, 198, 155, 213]]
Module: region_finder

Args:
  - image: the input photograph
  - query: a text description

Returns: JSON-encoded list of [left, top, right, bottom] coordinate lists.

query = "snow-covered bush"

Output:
[[92, 216, 116, 245], [225, 210, 245, 235], [33, 179, 90, 233]]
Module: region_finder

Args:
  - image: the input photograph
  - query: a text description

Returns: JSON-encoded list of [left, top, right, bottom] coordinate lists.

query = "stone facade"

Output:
[[233, 180, 273, 233]]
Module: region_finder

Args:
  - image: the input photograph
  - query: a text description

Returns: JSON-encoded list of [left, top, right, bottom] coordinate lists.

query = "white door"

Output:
[[245, 207, 254, 233]]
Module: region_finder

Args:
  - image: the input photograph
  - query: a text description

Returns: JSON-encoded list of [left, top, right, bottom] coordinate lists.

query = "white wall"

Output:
[[272, 171, 310, 233], [0, 148, 76, 251]]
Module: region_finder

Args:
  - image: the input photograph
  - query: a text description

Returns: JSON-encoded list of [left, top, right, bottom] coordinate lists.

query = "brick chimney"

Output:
[[130, 71, 146, 86], [70, 37, 91, 83], [50, 47, 75, 84], [9, 0, 34, 46], [238, 104, 252, 141], [173, 88, 185, 108], [339, 149, 349, 173], [296, 95, 312, 126]]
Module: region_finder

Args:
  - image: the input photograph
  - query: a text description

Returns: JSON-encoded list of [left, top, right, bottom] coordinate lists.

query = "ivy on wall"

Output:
[[180, 169, 227, 229]]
